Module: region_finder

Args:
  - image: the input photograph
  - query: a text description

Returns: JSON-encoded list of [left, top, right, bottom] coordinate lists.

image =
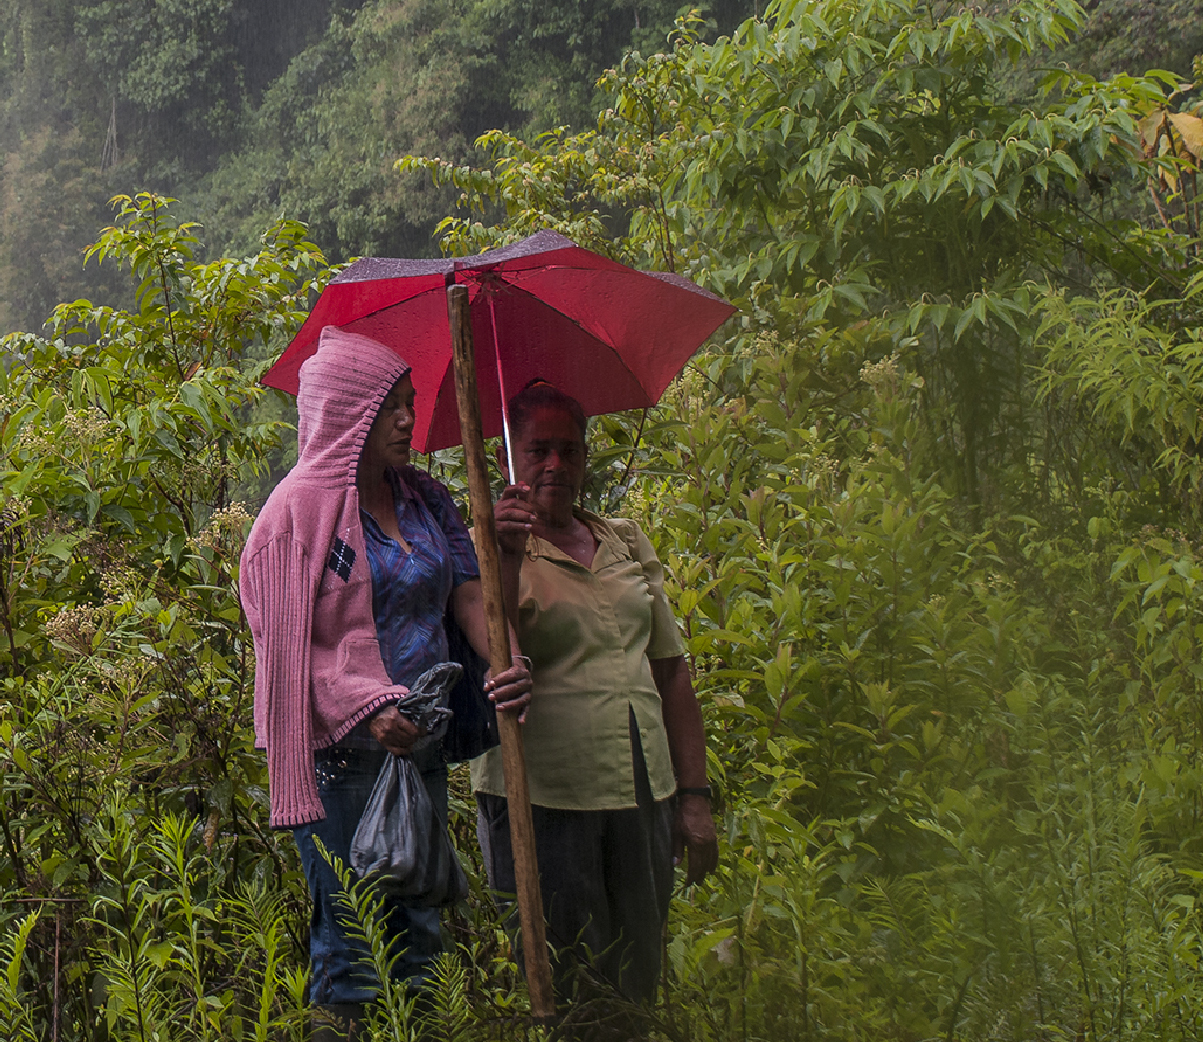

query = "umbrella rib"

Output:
[[487, 293, 518, 478]]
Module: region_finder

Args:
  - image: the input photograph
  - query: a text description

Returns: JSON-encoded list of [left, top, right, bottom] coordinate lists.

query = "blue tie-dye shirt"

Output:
[[340, 466, 479, 753], [360, 465, 480, 686]]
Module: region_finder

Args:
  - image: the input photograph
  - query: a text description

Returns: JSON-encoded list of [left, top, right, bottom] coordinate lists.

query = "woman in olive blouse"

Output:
[[472, 380, 718, 1004]]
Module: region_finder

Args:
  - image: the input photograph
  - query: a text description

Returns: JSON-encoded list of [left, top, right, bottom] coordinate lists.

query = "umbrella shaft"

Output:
[[488, 294, 518, 480]]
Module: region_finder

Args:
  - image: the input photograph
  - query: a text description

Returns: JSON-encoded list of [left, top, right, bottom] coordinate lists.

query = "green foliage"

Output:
[[317, 838, 422, 1040], [0, 193, 324, 1038], [999, 0, 1203, 97], [75, 0, 238, 115], [317, 837, 546, 1041], [196, 0, 760, 263], [81, 801, 315, 1040], [0, 0, 760, 334], [6, 0, 1203, 1039], [1036, 276, 1203, 523], [0, 0, 332, 332], [403, 0, 1200, 507], [399, 2, 1203, 1036], [0, 913, 40, 1042], [0, 191, 324, 688], [0, 191, 563, 1040], [620, 332, 1203, 1039]]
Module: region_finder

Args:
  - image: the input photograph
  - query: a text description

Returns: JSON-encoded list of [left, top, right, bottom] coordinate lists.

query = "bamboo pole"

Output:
[[446, 284, 555, 1018]]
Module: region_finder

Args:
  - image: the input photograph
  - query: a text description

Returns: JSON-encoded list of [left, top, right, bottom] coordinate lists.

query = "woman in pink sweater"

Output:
[[240, 326, 530, 1035]]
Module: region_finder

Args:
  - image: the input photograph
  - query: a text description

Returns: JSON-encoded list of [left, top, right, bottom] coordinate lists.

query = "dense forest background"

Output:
[[0, 0, 758, 334], [3, 0, 1203, 1040], [2, 0, 1200, 336]]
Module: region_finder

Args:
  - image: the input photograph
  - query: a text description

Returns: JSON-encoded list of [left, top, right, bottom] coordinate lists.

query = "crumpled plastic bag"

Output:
[[350, 662, 469, 905], [395, 661, 458, 747]]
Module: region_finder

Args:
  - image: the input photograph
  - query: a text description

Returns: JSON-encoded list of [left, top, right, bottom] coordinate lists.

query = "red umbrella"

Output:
[[264, 230, 736, 455]]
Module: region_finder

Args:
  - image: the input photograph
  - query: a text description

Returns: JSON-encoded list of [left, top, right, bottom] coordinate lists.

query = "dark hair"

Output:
[[506, 378, 587, 445]]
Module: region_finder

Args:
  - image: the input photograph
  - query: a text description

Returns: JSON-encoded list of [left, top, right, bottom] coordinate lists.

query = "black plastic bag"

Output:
[[396, 661, 458, 754], [350, 753, 469, 905], [349, 662, 468, 905]]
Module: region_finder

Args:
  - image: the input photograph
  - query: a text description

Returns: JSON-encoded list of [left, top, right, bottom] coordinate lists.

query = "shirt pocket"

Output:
[[337, 636, 384, 675]]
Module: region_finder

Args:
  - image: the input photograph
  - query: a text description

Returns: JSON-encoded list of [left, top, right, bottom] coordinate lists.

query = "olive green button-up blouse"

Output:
[[470, 510, 684, 810]]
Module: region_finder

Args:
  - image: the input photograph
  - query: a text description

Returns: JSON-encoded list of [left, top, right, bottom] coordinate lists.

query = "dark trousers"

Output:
[[293, 747, 448, 1004], [475, 722, 674, 1003]]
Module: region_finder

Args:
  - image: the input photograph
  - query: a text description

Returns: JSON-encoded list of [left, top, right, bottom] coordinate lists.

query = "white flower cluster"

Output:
[[15, 425, 54, 457], [44, 604, 100, 656], [805, 452, 841, 492], [62, 407, 112, 444], [859, 353, 901, 397], [190, 501, 254, 554], [100, 564, 143, 604]]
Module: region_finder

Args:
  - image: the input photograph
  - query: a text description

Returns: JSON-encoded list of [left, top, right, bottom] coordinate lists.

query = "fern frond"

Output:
[[0, 912, 39, 1042]]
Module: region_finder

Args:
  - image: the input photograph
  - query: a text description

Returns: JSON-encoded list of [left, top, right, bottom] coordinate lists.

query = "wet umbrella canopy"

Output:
[[264, 230, 736, 452]]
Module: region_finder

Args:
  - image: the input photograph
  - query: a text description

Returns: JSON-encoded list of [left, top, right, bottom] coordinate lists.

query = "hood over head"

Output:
[[294, 326, 411, 487]]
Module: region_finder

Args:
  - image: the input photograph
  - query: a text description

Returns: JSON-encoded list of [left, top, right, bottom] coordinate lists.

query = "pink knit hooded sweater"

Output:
[[240, 327, 413, 828]]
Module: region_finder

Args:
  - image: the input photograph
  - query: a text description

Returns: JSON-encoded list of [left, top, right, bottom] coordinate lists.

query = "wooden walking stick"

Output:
[[447, 284, 556, 1019]]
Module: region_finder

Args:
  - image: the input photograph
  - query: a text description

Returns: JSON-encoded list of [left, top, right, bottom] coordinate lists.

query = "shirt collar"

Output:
[[525, 508, 625, 570]]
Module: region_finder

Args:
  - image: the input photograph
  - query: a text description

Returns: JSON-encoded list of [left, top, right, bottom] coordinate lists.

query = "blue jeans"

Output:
[[293, 747, 448, 1004]]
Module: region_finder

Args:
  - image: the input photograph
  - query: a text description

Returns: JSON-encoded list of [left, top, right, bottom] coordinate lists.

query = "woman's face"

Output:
[[362, 373, 416, 472], [510, 406, 586, 519]]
